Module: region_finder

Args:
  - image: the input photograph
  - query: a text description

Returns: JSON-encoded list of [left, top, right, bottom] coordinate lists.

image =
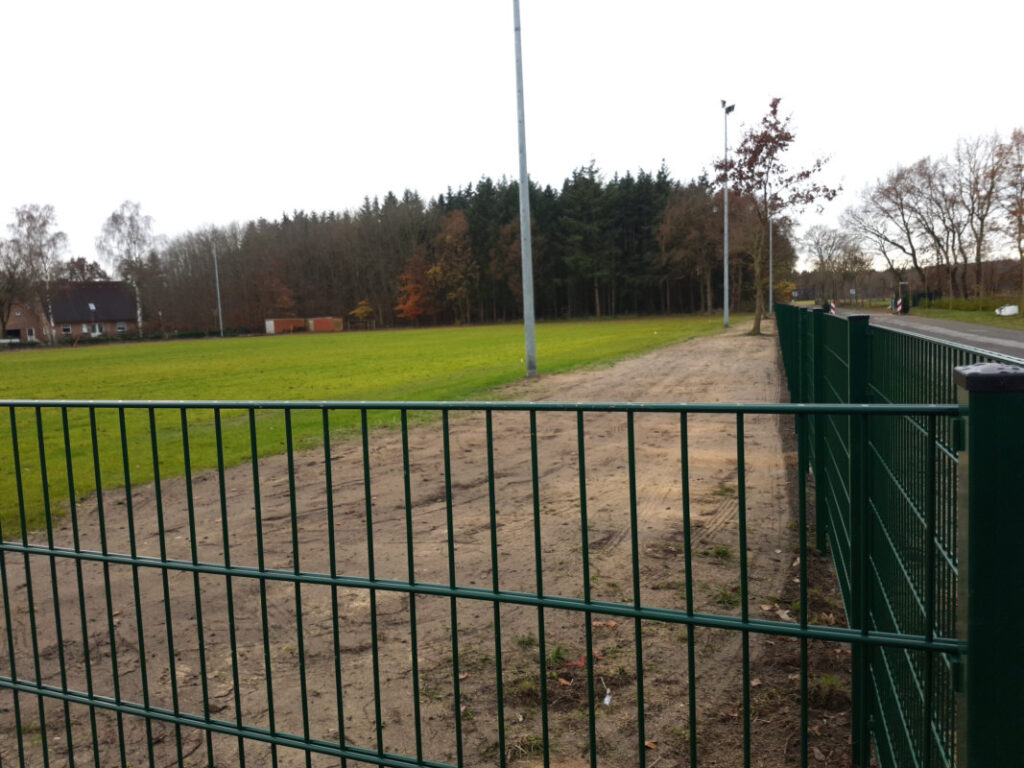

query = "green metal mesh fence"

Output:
[[0, 398, 961, 768]]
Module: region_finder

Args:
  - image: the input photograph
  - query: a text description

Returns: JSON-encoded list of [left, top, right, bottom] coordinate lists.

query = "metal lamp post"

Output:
[[513, 0, 537, 377], [212, 243, 224, 338], [722, 100, 735, 328]]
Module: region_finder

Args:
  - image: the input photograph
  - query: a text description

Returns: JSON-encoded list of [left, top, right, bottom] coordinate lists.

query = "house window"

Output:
[[82, 324, 88, 333], [26, 328, 35, 341], [62, 326, 71, 336], [116, 322, 127, 333], [91, 323, 101, 335]]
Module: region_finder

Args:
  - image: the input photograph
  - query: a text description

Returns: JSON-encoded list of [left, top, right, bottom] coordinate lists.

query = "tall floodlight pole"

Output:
[[722, 101, 735, 328], [212, 242, 224, 338], [513, 0, 537, 377]]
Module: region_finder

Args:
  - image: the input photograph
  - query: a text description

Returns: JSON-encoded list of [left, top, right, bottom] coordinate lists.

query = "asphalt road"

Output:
[[838, 309, 1024, 361]]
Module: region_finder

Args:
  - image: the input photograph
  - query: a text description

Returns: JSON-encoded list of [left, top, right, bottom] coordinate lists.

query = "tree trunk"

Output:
[[751, 229, 766, 334], [133, 280, 144, 338], [593, 279, 601, 318], [751, 252, 763, 334]]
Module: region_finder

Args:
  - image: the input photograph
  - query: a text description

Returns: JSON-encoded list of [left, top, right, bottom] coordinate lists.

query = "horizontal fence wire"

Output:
[[0, 398, 961, 768], [775, 303, 1024, 768]]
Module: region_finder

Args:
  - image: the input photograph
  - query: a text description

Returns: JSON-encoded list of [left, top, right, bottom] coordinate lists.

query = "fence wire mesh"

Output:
[[0, 397, 961, 768]]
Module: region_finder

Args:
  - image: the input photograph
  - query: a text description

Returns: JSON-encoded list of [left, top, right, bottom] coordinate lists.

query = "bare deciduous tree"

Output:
[[842, 167, 927, 285], [0, 239, 34, 338], [715, 98, 838, 333], [96, 201, 153, 336], [7, 204, 68, 341], [954, 134, 1008, 295], [999, 129, 1024, 307]]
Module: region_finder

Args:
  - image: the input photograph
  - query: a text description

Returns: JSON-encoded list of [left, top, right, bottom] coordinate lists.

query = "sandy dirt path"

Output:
[[1, 322, 837, 768]]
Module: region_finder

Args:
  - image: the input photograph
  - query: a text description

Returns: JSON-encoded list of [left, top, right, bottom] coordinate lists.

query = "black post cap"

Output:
[[954, 362, 1024, 393]]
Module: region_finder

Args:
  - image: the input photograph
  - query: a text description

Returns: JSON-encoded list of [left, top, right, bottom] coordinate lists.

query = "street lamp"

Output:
[[212, 243, 224, 338], [722, 100, 735, 328], [513, 0, 537, 377]]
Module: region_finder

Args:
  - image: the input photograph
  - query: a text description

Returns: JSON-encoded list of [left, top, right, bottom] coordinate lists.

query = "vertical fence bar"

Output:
[[180, 408, 214, 766], [626, 412, 646, 768], [736, 413, 750, 768], [64, 408, 101, 768], [954, 363, 1024, 768], [846, 316, 871, 767], [575, 411, 597, 768], [3, 407, 27, 767], [680, 412, 698, 768], [285, 409, 312, 764], [92, 408, 128, 768], [797, 412, 809, 768], [213, 409, 246, 766], [528, 409, 549, 768], [361, 408, 385, 760], [401, 409, 424, 765], [923, 414, 937, 768], [810, 308, 827, 554], [118, 408, 156, 768], [250, 410, 280, 767], [148, 408, 184, 767], [12, 409, 50, 768], [35, 407, 77, 766], [0, 511, 26, 767], [441, 409, 465, 767]]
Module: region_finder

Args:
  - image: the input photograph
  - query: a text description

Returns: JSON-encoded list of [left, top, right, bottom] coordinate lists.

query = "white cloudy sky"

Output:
[[1, 0, 1021, 266]]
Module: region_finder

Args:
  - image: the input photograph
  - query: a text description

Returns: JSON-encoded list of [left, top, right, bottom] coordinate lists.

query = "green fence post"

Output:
[[955, 363, 1024, 768], [846, 315, 871, 767], [810, 307, 827, 553]]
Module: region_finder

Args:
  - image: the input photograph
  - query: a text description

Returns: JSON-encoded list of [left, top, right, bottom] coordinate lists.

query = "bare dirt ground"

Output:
[[0, 321, 852, 767]]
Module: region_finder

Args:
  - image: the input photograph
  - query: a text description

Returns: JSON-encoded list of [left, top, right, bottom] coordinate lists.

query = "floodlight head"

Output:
[[726, 104, 735, 115], [721, 99, 726, 108]]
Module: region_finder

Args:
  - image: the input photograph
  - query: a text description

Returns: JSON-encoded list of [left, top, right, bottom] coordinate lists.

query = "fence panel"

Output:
[[0, 398, 961, 768], [775, 305, 1024, 768]]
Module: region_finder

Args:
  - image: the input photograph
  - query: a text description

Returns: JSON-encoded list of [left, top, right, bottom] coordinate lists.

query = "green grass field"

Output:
[[0, 316, 740, 531]]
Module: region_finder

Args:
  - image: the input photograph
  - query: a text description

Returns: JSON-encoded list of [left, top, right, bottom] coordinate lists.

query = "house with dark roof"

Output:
[[49, 281, 138, 341]]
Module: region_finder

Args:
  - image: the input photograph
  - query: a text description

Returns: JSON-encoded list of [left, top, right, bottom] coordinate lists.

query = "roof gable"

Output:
[[50, 282, 137, 323]]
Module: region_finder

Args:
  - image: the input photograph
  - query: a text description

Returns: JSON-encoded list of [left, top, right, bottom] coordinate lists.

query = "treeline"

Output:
[[834, 129, 1024, 299], [122, 164, 796, 333]]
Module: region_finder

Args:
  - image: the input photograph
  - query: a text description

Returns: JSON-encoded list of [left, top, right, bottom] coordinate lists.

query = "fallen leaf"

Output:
[[812, 746, 826, 761], [811, 725, 821, 736], [777, 609, 793, 622], [558, 677, 572, 686], [459, 672, 469, 680], [592, 620, 618, 628], [564, 653, 604, 668], [791, 557, 801, 568], [760, 604, 773, 612], [751, 678, 761, 688], [644, 741, 657, 749]]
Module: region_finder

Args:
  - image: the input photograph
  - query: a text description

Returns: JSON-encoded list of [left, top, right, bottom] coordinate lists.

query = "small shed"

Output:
[[307, 317, 344, 333], [264, 318, 306, 335]]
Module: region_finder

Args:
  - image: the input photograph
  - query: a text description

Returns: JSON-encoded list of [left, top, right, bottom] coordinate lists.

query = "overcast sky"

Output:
[[1, 0, 1021, 268]]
